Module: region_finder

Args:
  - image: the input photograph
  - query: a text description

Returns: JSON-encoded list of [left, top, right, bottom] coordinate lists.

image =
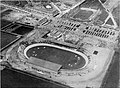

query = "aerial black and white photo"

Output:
[[0, 0, 120, 88]]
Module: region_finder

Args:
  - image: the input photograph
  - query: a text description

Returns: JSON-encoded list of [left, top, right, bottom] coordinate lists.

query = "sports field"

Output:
[[73, 9, 93, 20], [25, 45, 86, 70]]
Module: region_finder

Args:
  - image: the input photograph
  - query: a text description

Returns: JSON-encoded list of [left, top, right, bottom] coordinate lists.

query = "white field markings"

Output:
[[80, 7, 99, 20], [57, 0, 86, 17], [102, 12, 118, 28], [51, 2, 62, 13], [99, 0, 118, 28], [80, 7, 97, 12]]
